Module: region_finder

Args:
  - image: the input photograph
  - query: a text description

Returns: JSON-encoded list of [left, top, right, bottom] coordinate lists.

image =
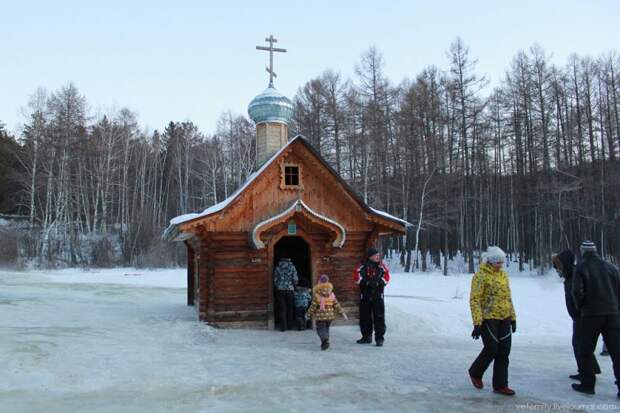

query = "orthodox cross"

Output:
[[256, 35, 286, 87]]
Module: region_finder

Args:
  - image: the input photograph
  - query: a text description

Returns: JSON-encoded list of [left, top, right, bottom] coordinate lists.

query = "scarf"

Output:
[[320, 292, 335, 311]]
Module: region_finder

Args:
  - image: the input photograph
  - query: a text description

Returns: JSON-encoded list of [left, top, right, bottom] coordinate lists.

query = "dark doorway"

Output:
[[273, 236, 311, 330]]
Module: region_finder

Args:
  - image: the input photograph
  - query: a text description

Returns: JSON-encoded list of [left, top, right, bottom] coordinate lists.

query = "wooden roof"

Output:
[[164, 135, 409, 242]]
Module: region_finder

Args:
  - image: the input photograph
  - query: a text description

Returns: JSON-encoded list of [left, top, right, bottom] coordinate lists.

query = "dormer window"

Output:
[[280, 163, 303, 190]]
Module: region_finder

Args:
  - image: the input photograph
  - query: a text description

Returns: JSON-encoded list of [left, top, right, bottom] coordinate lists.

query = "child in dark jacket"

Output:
[[293, 280, 312, 331], [306, 274, 348, 350]]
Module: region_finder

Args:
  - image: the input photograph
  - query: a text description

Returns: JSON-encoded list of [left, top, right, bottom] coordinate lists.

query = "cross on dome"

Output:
[[256, 35, 287, 87]]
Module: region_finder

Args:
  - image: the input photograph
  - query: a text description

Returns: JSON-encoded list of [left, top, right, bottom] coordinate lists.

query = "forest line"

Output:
[[0, 38, 619, 271]]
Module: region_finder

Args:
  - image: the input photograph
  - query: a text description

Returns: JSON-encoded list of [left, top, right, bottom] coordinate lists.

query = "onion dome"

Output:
[[248, 85, 294, 125]]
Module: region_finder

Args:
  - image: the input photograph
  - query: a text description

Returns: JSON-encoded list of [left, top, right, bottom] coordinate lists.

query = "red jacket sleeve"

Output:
[[353, 263, 363, 285], [381, 262, 390, 284]]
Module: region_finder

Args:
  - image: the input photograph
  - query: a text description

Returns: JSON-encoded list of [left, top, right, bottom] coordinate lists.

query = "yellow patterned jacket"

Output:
[[306, 282, 345, 321], [469, 263, 517, 326]]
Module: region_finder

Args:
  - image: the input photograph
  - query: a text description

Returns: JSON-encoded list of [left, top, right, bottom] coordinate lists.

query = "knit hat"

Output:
[[580, 240, 597, 254], [318, 274, 329, 284], [483, 246, 506, 264], [367, 247, 380, 257]]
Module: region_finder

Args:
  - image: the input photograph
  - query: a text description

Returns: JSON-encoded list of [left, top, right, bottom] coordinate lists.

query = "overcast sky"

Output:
[[2, 0, 618, 135]]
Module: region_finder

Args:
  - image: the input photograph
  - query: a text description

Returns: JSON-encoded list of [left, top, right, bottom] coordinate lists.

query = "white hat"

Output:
[[483, 246, 506, 264]]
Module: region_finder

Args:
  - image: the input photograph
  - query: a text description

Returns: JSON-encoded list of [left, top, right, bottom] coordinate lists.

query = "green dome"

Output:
[[248, 85, 294, 125]]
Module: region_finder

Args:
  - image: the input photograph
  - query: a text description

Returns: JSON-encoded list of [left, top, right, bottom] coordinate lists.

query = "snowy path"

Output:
[[1, 269, 619, 412]]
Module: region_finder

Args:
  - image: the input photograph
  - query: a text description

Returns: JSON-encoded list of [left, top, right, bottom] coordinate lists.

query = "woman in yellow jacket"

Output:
[[468, 246, 517, 396]]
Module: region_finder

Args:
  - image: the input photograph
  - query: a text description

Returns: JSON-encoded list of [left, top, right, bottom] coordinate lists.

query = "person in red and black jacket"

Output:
[[353, 247, 390, 346]]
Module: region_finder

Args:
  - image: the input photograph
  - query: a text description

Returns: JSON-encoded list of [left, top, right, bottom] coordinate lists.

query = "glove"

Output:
[[305, 313, 311, 320], [471, 325, 482, 340], [511, 320, 517, 333], [342, 313, 349, 320]]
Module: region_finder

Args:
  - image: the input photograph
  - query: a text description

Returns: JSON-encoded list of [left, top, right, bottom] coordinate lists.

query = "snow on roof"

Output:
[[163, 135, 410, 241], [369, 207, 413, 227], [251, 85, 290, 100], [166, 136, 302, 229], [168, 173, 253, 226]]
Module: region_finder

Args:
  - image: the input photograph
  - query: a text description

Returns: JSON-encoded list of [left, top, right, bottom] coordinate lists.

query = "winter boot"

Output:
[[356, 336, 372, 344], [375, 338, 384, 347], [493, 387, 515, 396], [321, 339, 330, 351], [469, 376, 483, 389], [569, 374, 581, 381], [571, 383, 595, 395]]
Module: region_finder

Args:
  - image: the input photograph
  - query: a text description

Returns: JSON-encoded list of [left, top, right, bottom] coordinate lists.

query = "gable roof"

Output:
[[163, 135, 410, 241]]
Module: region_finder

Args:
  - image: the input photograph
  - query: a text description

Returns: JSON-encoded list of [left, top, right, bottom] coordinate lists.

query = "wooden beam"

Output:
[[185, 241, 195, 306]]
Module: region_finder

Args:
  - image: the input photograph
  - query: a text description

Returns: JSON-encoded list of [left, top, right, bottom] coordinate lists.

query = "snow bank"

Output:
[[386, 271, 570, 340], [39, 267, 186, 288]]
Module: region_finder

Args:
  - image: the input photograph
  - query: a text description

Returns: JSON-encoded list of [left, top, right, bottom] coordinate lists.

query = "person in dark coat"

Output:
[[552, 249, 601, 380], [353, 247, 390, 347], [571, 240, 620, 397], [274, 254, 299, 331], [293, 279, 312, 331]]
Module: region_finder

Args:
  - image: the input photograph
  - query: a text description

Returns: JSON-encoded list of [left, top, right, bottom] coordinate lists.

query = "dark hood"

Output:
[[553, 249, 575, 278]]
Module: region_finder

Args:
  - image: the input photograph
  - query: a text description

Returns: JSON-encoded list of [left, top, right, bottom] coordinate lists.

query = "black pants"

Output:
[[359, 299, 385, 340], [469, 319, 512, 389], [577, 315, 620, 389], [276, 290, 294, 331], [572, 318, 601, 375], [294, 306, 307, 330]]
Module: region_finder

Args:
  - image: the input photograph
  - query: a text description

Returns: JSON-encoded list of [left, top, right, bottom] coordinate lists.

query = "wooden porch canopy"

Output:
[[251, 199, 346, 249]]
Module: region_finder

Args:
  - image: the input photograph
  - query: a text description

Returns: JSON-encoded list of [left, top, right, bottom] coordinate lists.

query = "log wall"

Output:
[[195, 227, 374, 327]]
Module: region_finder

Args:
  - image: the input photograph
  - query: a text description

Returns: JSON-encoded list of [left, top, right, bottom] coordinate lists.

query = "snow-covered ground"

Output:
[[1, 267, 619, 412]]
